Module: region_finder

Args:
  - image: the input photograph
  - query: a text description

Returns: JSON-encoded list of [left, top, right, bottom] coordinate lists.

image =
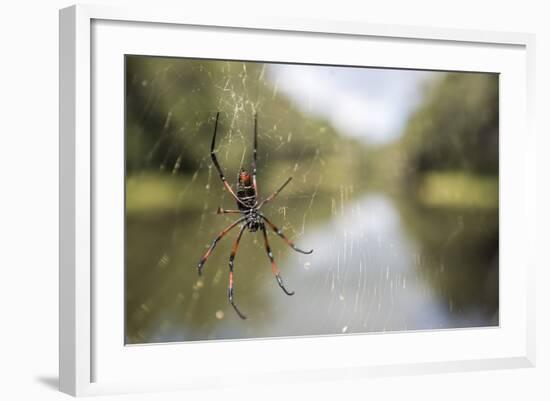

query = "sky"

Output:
[[267, 64, 438, 145]]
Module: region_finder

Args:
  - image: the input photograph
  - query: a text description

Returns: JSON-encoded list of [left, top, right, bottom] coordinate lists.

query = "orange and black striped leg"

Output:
[[261, 224, 295, 296], [228, 224, 248, 319], [210, 112, 248, 208], [197, 217, 246, 276], [260, 215, 313, 255], [257, 177, 292, 209]]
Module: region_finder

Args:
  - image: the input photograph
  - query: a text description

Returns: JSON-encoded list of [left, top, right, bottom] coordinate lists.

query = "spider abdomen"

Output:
[[236, 168, 257, 210]]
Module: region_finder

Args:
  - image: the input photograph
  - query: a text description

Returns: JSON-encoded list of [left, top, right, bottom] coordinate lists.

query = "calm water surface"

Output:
[[126, 191, 498, 344]]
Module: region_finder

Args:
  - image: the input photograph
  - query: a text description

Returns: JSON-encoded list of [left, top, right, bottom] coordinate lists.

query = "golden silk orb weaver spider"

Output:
[[197, 112, 313, 319]]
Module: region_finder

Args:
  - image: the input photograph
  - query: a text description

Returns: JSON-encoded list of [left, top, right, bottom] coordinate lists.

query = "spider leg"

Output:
[[210, 112, 248, 208], [228, 224, 248, 319], [257, 176, 292, 209], [252, 113, 258, 196], [197, 216, 246, 276], [261, 224, 294, 296], [216, 207, 243, 215], [260, 215, 313, 255]]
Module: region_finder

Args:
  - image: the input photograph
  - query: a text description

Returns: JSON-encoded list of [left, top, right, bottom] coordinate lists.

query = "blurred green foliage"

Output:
[[126, 58, 499, 202], [126, 56, 366, 189], [402, 72, 499, 175], [391, 73, 499, 318]]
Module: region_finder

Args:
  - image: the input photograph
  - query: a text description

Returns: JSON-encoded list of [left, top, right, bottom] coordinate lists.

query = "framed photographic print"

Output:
[[59, 4, 536, 396]]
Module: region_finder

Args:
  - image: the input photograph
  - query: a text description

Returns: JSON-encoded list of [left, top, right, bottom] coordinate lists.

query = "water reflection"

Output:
[[260, 193, 491, 338], [126, 191, 497, 344]]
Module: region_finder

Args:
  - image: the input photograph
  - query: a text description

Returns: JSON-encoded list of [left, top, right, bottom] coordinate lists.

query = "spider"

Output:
[[197, 112, 313, 320]]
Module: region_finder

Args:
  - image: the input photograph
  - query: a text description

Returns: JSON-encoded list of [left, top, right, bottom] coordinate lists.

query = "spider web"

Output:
[[125, 56, 499, 344]]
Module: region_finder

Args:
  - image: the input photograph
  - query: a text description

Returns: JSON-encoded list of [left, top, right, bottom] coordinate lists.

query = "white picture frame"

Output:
[[59, 3, 536, 397]]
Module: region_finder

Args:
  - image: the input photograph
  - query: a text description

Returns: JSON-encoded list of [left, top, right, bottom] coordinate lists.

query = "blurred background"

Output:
[[125, 55, 498, 344]]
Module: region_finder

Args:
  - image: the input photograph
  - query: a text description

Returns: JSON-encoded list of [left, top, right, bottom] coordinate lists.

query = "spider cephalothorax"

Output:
[[197, 112, 313, 319]]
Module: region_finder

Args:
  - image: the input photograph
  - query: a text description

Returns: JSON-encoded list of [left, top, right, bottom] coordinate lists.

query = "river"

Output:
[[125, 191, 498, 344]]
